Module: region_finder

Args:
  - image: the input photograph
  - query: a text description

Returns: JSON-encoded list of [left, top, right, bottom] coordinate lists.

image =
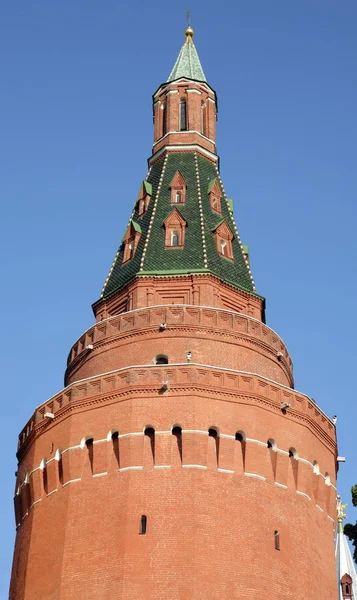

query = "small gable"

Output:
[[164, 208, 187, 248], [207, 178, 222, 214], [164, 208, 187, 228], [121, 220, 142, 264], [122, 220, 142, 242], [207, 178, 221, 196], [137, 180, 152, 216], [170, 171, 187, 204], [213, 220, 234, 261], [213, 220, 233, 240]]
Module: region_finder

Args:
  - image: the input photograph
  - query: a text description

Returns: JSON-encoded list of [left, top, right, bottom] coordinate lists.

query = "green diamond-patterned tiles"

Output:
[[101, 152, 254, 300]]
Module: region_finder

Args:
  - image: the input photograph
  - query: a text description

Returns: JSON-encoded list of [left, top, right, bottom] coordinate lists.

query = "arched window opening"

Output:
[[325, 472, 331, 486], [289, 447, 298, 459], [175, 191, 182, 204], [313, 461, 320, 475], [274, 530, 280, 550], [267, 438, 277, 451], [208, 427, 219, 465], [208, 428, 218, 439], [180, 99, 187, 131], [171, 230, 179, 247], [144, 427, 155, 464], [85, 438, 94, 474], [172, 426, 183, 462], [55, 450, 64, 485], [111, 431, 120, 468], [128, 242, 134, 260], [42, 466, 48, 495], [155, 354, 168, 365], [139, 515, 147, 535], [235, 431, 246, 443]]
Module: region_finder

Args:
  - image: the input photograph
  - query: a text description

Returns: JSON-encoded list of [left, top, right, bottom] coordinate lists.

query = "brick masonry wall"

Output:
[[10, 385, 337, 600]]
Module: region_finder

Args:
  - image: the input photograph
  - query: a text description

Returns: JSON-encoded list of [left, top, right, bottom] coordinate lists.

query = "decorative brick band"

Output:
[[18, 364, 335, 457]]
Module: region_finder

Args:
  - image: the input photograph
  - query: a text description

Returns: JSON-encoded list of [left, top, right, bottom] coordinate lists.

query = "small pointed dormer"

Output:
[[121, 221, 142, 264], [170, 171, 187, 205], [213, 220, 234, 261], [208, 178, 222, 215], [137, 180, 152, 217], [164, 208, 187, 249]]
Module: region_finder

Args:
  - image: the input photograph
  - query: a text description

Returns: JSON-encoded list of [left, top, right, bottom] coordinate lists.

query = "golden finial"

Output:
[[337, 495, 348, 533], [185, 10, 194, 43]]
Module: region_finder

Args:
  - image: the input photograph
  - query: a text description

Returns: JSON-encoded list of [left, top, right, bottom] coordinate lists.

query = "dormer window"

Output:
[[180, 99, 187, 131], [137, 180, 152, 217], [341, 574, 353, 599], [164, 208, 187, 249], [207, 179, 222, 215], [170, 171, 187, 205], [213, 221, 234, 261], [122, 221, 142, 264]]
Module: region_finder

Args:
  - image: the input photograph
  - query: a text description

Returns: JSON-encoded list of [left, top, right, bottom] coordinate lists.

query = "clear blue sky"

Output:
[[1, 1, 356, 595]]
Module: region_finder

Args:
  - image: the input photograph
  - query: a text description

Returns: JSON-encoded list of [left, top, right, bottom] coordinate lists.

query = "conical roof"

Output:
[[167, 27, 206, 82], [99, 152, 256, 301]]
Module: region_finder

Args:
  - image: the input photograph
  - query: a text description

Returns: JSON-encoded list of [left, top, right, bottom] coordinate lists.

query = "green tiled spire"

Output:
[[100, 152, 256, 300], [167, 27, 206, 83]]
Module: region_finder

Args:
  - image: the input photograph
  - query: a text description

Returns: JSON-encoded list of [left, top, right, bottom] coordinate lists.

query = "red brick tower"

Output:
[[10, 26, 338, 600]]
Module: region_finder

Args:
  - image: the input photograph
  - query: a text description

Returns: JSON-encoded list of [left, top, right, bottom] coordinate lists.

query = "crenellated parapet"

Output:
[[65, 305, 293, 387], [18, 363, 335, 457]]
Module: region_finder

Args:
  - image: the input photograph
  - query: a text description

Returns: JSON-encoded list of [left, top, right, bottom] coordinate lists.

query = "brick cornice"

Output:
[[18, 364, 336, 459]]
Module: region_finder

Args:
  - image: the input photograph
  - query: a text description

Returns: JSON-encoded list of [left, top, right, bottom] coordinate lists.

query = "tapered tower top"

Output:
[[94, 25, 261, 320]]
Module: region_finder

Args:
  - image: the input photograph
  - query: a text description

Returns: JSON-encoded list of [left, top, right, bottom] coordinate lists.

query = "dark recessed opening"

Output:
[[274, 530, 280, 551], [139, 515, 147, 535], [155, 354, 168, 365]]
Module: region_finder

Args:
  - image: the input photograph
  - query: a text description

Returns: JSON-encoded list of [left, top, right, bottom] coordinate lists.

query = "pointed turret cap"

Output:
[[167, 26, 206, 82]]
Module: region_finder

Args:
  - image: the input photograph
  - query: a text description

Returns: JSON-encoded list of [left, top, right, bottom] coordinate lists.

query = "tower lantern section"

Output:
[[153, 26, 217, 157]]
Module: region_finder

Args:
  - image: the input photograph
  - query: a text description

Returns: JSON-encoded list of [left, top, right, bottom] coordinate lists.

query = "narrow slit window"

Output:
[[162, 104, 167, 137], [274, 530, 280, 550], [180, 100, 187, 131], [139, 515, 147, 535], [201, 101, 206, 136]]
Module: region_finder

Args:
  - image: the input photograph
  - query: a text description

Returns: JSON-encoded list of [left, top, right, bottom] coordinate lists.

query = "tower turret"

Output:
[[9, 25, 339, 600]]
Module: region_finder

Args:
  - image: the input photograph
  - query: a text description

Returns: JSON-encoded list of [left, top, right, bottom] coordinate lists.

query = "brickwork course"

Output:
[[9, 24, 339, 600]]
